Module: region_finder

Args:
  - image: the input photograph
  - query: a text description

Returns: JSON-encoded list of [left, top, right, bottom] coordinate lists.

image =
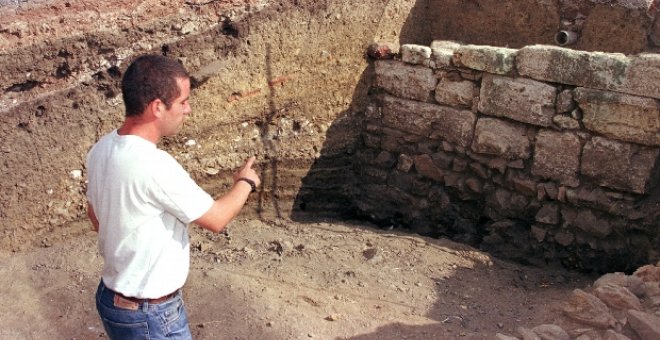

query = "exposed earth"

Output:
[[1, 1, 658, 339], [0, 216, 602, 340]]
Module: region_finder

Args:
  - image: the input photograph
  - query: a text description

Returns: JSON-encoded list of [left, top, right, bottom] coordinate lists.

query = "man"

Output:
[[86, 54, 260, 339]]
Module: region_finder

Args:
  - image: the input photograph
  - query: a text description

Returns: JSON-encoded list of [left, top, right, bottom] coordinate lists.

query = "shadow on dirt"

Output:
[[288, 65, 371, 222], [342, 261, 589, 340]]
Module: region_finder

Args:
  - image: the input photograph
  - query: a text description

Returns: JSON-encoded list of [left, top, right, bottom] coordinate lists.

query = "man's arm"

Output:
[[194, 156, 261, 233], [87, 203, 100, 232]]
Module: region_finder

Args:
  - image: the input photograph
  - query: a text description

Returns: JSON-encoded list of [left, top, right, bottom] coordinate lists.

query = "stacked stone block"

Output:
[[356, 42, 660, 272]]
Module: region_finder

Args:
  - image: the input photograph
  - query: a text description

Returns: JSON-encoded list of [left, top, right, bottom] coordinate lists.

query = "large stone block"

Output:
[[532, 130, 581, 187], [429, 109, 477, 149], [400, 44, 432, 67], [478, 74, 556, 127], [471, 118, 531, 160], [574, 88, 660, 147], [452, 44, 517, 75], [517, 45, 628, 93], [381, 95, 471, 139], [518, 46, 660, 100], [430, 40, 461, 68], [623, 53, 660, 103], [581, 137, 660, 194], [374, 60, 437, 102], [435, 78, 478, 108]]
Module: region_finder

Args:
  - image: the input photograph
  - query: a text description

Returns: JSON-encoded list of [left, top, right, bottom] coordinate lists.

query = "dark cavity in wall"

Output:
[[6, 80, 40, 93]]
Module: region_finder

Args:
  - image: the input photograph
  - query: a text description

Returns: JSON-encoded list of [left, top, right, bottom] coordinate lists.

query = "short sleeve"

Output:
[[147, 154, 214, 223]]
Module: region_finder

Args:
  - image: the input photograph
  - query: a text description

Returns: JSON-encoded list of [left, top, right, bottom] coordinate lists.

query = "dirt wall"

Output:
[[0, 0, 424, 251], [417, 0, 660, 55]]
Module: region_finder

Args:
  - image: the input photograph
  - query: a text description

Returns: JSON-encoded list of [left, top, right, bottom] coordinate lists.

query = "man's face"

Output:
[[160, 77, 192, 136]]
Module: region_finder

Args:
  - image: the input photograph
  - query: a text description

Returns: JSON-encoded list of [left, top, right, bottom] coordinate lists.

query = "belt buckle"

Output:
[[113, 294, 139, 310]]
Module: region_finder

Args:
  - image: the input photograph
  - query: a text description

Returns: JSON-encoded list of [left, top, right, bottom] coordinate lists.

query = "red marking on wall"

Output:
[[226, 74, 294, 103], [267, 75, 291, 87]]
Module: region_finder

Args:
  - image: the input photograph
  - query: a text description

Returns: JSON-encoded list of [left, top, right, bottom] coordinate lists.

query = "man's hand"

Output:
[[194, 156, 262, 233], [233, 156, 261, 190]]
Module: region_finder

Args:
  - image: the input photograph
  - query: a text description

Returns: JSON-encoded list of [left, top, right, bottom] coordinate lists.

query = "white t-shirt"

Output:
[[86, 130, 214, 298]]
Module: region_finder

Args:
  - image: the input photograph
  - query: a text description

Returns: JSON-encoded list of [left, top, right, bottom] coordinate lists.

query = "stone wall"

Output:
[[356, 42, 660, 272]]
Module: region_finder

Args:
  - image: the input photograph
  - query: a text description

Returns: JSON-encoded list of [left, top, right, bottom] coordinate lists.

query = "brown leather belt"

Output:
[[113, 289, 178, 305]]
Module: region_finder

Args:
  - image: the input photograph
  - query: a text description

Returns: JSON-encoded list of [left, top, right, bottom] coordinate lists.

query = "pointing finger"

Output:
[[244, 156, 256, 169]]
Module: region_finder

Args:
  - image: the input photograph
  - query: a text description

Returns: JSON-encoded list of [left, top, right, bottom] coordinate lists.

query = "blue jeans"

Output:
[[95, 280, 193, 340]]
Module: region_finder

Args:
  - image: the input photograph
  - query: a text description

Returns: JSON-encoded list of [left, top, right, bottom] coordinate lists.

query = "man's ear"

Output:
[[147, 99, 164, 119]]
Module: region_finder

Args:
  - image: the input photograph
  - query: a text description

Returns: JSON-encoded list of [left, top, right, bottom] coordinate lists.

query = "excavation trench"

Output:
[[2, 0, 658, 271], [1, 1, 660, 338]]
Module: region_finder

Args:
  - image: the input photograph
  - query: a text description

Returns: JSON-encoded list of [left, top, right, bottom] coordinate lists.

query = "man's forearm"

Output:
[[193, 181, 253, 233]]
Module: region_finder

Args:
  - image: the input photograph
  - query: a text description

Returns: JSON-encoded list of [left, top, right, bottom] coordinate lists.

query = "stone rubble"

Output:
[[494, 262, 660, 340]]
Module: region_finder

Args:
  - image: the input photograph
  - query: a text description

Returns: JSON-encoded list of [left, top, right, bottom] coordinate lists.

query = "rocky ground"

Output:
[[1, 217, 657, 339]]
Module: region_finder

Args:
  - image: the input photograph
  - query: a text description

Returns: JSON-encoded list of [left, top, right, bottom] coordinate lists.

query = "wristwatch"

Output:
[[237, 177, 257, 193]]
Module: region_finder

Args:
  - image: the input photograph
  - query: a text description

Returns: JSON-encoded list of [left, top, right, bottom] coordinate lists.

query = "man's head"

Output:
[[121, 54, 190, 117]]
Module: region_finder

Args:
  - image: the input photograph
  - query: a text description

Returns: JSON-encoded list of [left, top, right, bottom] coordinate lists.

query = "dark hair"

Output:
[[121, 54, 189, 117]]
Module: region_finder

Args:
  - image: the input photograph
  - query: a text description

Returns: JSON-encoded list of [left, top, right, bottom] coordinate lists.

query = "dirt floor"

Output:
[[0, 217, 599, 340]]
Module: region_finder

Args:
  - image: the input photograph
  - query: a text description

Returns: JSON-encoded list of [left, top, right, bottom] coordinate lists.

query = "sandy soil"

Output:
[[0, 217, 596, 340]]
